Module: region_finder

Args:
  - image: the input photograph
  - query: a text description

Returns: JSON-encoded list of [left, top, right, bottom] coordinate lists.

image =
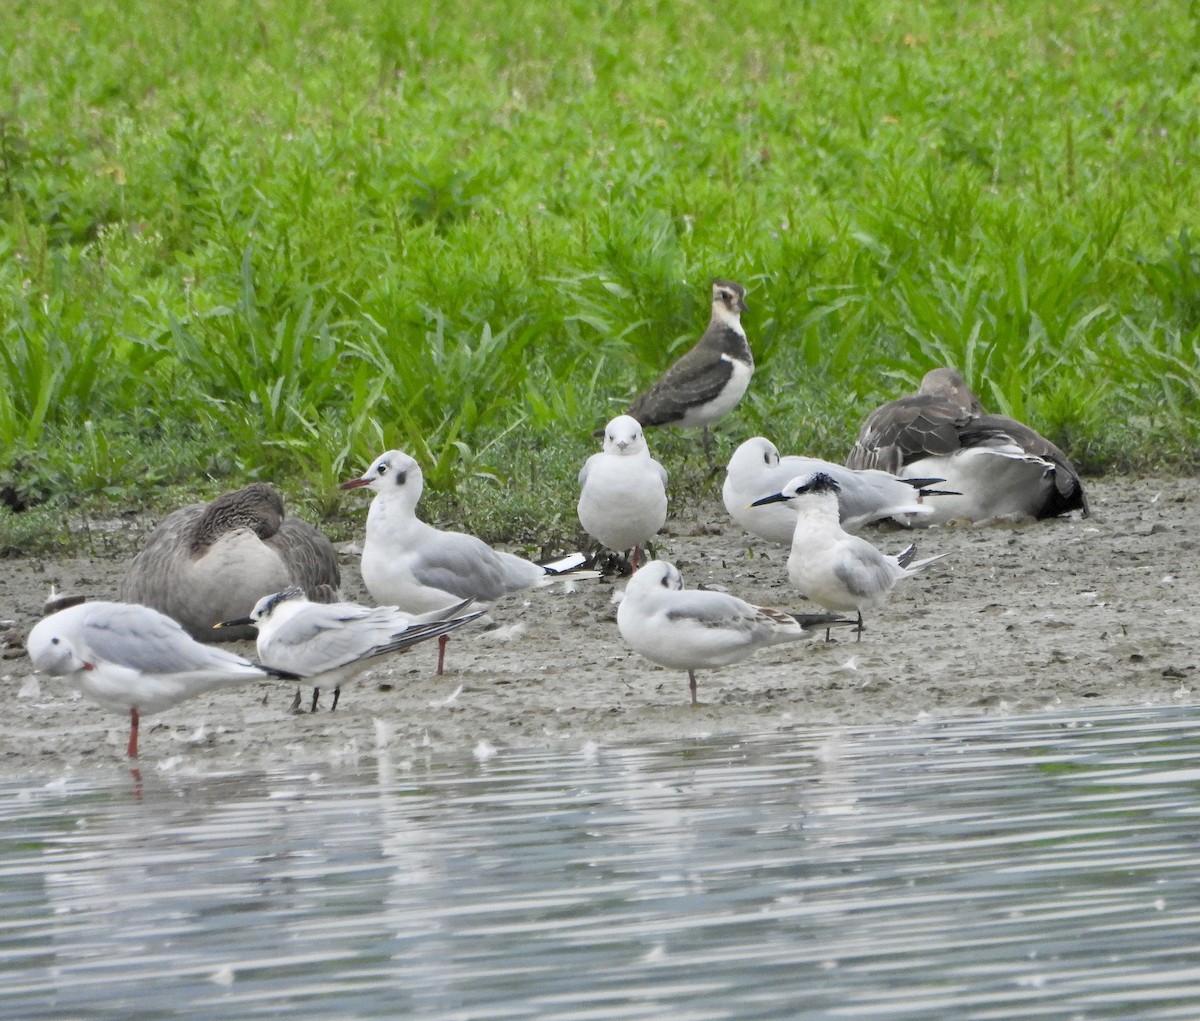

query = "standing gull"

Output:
[[120, 482, 341, 642], [578, 415, 668, 571], [216, 588, 484, 711], [26, 601, 297, 757], [846, 368, 1088, 522], [615, 279, 752, 455], [723, 436, 944, 544], [752, 472, 948, 640], [616, 560, 854, 705], [342, 450, 595, 673]]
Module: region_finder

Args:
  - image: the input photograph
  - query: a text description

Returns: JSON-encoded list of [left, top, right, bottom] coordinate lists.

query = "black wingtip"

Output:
[[790, 612, 858, 631], [262, 664, 303, 681]]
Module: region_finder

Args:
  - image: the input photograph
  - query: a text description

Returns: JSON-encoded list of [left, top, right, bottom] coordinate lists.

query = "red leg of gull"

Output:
[[689, 670, 698, 706], [127, 706, 140, 759], [436, 634, 450, 676], [630, 546, 641, 572]]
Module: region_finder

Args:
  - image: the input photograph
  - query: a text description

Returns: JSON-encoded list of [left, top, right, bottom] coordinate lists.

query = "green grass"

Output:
[[1, 0, 1198, 550]]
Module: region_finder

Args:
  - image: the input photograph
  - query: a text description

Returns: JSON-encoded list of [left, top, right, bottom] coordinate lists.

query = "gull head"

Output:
[[727, 436, 780, 479], [625, 559, 685, 597], [712, 278, 748, 316], [750, 470, 842, 507], [602, 415, 649, 456], [340, 450, 424, 501], [27, 613, 92, 676]]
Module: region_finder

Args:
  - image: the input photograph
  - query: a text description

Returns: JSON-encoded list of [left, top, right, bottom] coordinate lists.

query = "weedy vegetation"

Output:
[[1, 0, 1197, 552]]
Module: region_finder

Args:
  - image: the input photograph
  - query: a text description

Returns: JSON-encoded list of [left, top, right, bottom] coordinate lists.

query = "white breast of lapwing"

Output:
[[676, 354, 754, 428]]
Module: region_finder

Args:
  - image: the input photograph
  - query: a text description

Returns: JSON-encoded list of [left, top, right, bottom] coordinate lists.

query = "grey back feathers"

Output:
[[120, 483, 340, 642]]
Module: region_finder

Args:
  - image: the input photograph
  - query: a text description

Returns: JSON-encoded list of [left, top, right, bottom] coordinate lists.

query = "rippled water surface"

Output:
[[5, 706, 1200, 1019]]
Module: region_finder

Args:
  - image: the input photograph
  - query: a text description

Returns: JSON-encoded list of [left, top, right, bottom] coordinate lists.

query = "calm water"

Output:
[[4, 706, 1200, 1020]]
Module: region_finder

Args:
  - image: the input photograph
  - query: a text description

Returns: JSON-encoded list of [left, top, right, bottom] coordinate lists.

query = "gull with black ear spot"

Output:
[[723, 436, 950, 543], [607, 279, 752, 459], [341, 450, 597, 674], [578, 414, 668, 572], [616, 559, 855, 705], [752, 472, 949, 640]]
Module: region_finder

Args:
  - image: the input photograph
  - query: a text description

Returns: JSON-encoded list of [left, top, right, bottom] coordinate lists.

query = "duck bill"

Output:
[[749, 492, 789, 507], [339, 476, 372, 490], [213, 617, 255, 630]]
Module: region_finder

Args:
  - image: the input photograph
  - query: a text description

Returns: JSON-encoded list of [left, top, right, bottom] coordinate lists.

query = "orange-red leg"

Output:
[[436, 634, 450, 676], [127, 707, 140, 758]]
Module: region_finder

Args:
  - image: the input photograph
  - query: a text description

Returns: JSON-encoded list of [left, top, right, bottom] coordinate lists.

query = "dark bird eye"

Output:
[[377, 463, 388, 475], [660, 575, 671, 587], [763, 453, 771, 465], [51, 637, 60, 645]]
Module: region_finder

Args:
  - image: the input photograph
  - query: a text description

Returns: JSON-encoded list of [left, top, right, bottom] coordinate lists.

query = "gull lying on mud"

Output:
[[120, 482, 341, 642], [723, 436, 946, 544], [342, 450, 597, 673], [616, 559, 854, 705], [216, 587, 484, 712], [846, 368, 1088, 523], [752, 472, 949, 640], [578, 414, 668, 571], [26, 600, 297, 757]]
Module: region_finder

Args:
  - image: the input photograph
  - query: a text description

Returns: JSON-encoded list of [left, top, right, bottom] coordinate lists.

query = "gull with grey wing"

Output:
[[617, 559, 854, 705], [27, 600, 297, 757]]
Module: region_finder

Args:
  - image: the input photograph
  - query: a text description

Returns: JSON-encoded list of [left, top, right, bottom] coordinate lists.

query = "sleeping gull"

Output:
[[216, 587, 484, 711], [723, 436, 946, 543], [751, 472, 949, 640], [26, 600, 297, 757], [846, 368, 1088, 522], [120, 482, 340, 642], [341, 450, 596, 673], [616, 559, 854, 705], [578, 415, 668, 571]]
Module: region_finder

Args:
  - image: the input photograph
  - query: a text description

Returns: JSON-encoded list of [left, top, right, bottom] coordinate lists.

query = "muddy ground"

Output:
[[1, 477, 1196, 777]]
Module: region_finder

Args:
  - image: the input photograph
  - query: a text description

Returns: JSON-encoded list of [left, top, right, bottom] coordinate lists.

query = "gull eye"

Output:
[[51, 637, 60, 645], [660, 575, 671, 587], [376, 462, 388, 476], [763, 453, 771, 465]]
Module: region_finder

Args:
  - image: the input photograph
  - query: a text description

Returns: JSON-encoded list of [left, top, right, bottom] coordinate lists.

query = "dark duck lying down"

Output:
[[120, 482, 341, 642]]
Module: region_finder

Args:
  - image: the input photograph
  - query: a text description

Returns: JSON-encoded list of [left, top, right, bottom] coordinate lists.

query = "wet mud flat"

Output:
[[0, 477, 1196, 775]]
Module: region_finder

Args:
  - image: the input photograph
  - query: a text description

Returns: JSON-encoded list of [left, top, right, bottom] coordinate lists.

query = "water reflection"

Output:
[[4, 706, 1200, 1018]]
